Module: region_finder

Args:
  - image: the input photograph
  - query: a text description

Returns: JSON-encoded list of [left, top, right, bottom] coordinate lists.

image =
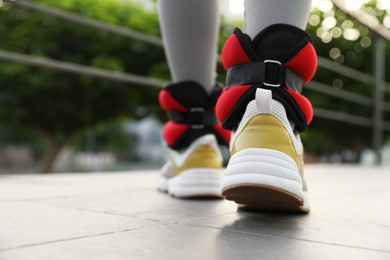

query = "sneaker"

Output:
[[157, 134, 224, 198], [157, 81, 230, 198], [216, 24, 318, 212]]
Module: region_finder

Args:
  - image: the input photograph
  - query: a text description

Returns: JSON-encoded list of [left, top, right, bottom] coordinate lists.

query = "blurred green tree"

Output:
[[302, 2, 390, 161], [0, 0, 168, 172]]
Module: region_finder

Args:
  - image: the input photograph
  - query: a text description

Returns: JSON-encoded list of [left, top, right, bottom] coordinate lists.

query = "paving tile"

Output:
[[0, 201, 150, 251], [3, 171, 236, 223], [1, 165, 389, 259], [189, 167, 390, 252], [41, 188, 237, 223], [1, 223, 389, 260], [0, 172, 156, 201], [304, 165, 390, 200]]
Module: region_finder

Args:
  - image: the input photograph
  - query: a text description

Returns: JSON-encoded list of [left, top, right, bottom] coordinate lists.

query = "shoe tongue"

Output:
[[251, 24, 309, 63]]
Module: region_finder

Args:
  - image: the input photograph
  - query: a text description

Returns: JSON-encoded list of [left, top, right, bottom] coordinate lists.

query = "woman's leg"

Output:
[[244, 0, 312, 38], [157, 0, 229, 198], [158, 0, 219, 92]]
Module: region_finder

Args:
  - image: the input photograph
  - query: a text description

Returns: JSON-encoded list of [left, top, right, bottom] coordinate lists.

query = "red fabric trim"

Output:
[[285, 89, 313, 125], [159, 90, 187, 112], [216, 85, 252, 122], [284, 42, 317, 84], [213, 124, 231, 143], [162, 121, 189, 146], [221, 35, 251, 70]]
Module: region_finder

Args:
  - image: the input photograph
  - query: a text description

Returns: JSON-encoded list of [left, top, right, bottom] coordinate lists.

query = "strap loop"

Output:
[[168, 108, 219, 129], [263, 60, 282, 87], [226, 61, 304, 93]]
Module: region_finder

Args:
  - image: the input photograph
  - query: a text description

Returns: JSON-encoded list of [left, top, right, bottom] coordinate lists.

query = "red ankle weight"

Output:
[[159, 81, 230, 150], [216, 24, 317, 132]]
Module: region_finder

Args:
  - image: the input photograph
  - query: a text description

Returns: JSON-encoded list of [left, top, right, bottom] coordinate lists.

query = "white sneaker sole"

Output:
[[222, 148, 309, 212], [158, 168, 222, 198]]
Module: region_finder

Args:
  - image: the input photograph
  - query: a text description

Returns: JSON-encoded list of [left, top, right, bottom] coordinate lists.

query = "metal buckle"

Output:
[[263, 60, 282, 87], [190, 107, 204, 129]]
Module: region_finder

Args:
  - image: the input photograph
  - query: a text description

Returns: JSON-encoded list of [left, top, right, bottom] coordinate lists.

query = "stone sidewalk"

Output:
[[0, 165, 389, 260]]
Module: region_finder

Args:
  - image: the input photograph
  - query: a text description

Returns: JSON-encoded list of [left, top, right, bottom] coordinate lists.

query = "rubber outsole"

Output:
[[222, 184, 309, 213], [222, 148, 309, 213], [158, 168, 222, 199]]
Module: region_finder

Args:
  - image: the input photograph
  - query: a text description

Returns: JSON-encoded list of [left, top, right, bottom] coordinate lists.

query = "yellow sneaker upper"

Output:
[[162, 134, 223, 178], [232, 113, 303, 173]]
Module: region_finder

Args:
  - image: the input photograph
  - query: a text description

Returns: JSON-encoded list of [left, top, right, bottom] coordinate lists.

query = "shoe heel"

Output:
[[222, 148, 308, 212]]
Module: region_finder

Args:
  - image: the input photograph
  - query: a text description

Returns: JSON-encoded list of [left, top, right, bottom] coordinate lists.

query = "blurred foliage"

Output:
[[0, 0, 167, 171], [302, 1, 390, 160], [72, 119, 136, 161], [0, 0, 389, 171]]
